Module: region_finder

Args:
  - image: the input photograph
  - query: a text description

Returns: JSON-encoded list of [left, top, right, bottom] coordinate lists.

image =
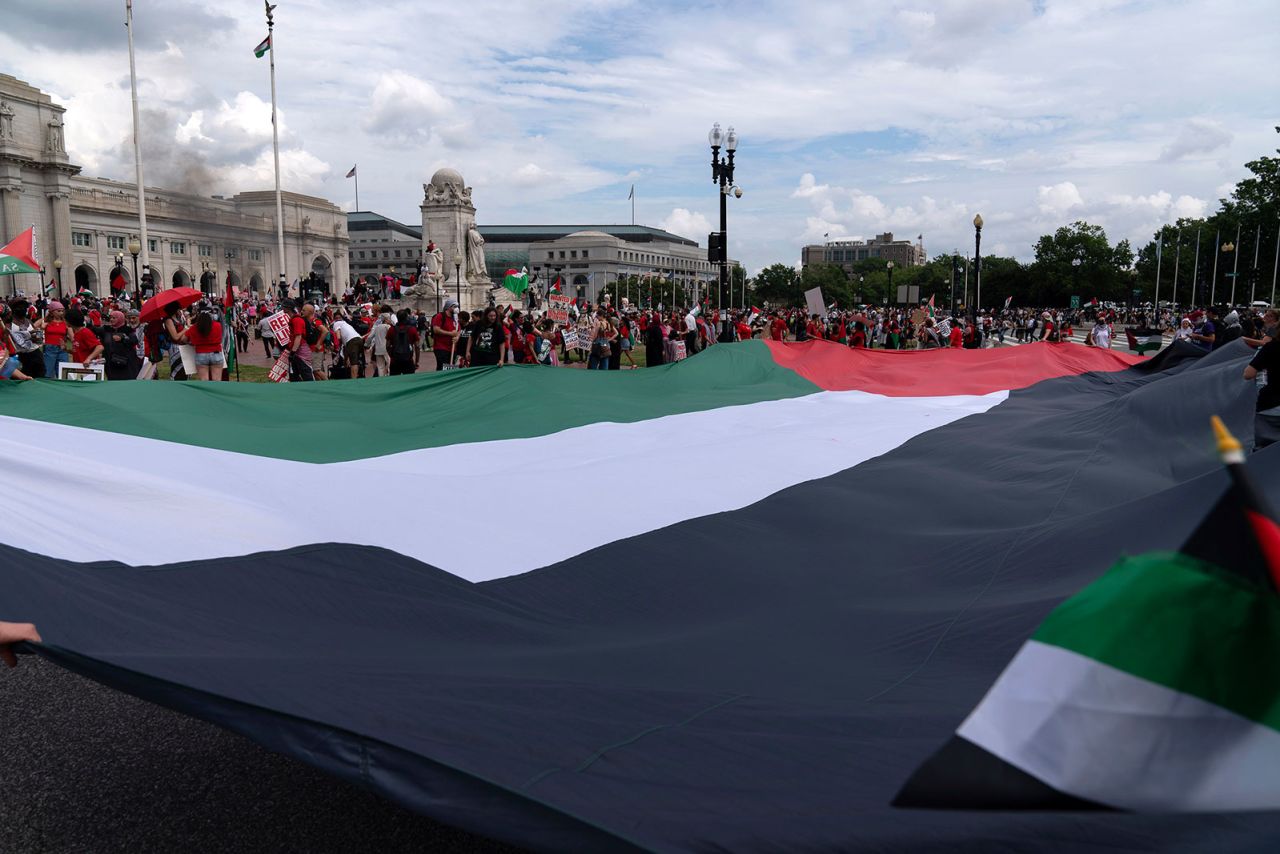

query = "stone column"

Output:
[[46, 190, 73, 286], [0, 184, 21, 241]]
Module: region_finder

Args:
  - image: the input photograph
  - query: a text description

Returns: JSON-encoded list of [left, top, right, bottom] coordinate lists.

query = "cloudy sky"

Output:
[[6, 0, 1277, 272]]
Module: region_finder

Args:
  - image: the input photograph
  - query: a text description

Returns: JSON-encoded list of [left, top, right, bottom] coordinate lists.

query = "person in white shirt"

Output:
[[331, 316, 368, 379], [368, 312, 392, 376], [1091, 318, 1112, 350]]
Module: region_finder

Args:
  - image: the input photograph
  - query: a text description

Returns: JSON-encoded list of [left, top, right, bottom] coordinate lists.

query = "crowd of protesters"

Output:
[[5, 279, 1280, 384]]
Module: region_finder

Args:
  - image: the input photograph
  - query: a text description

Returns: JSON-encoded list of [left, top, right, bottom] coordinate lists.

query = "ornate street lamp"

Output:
[[973, 214, 983, 313], [1221, 240, 1237, 306], [709, 122, 742, 311], [128, 237, 142, 305], [453, 251, 463, 306], [53, 257, 62, 295]]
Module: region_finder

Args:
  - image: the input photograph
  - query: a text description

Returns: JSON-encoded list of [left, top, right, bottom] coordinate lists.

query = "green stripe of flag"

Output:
[[0, 340, 819, 463], [1033, 551, 1280, 731]]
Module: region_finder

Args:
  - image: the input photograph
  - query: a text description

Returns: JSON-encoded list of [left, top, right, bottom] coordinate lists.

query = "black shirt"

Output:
[[1249, 338, 1280, 411], [470, 322, 504, 365]]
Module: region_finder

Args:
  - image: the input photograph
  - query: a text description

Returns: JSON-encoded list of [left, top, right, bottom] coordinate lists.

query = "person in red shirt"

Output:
[[948, 322, 964, 348], [769, 314, 786, 342], [42, 301, 69, 377], [735, 317, 753, 341], [66, 307, 103, 365], [806, 315, 823, 341], [177, 310, 225, 381], [430, 299, 460, 370]]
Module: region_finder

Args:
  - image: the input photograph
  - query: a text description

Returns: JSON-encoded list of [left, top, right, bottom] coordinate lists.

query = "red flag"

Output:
[[111, 273, 127, 291]]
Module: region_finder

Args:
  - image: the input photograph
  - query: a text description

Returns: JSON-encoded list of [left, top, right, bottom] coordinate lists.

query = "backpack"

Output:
[[303, 318, 322, 347], [391, 326, 414, 359]]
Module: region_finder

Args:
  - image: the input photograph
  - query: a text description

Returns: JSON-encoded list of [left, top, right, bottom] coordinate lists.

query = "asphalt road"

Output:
[[0, 656, 519, 854]]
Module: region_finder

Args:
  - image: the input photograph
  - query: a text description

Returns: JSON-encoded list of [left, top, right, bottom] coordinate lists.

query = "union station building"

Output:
[[0, 74, 348, 299]]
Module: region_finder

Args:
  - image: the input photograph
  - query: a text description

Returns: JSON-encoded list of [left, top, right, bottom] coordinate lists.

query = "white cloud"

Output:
[[659, 208, 712, 240], [1036, 182, 1084, 216], [1160, 119, 1233, 162], [365, 71, 452, 141]]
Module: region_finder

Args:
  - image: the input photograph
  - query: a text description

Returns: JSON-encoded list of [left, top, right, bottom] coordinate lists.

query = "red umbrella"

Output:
[[139, 287, 203, 323]]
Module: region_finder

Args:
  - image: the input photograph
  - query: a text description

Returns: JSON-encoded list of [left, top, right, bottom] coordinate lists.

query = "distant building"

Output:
[[801, 233, 926, 273], [348, 212, 729, 304], [0, 74, 348, 299]]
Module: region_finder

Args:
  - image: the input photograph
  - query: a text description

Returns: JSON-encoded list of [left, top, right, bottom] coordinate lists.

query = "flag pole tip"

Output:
[[1211, 415, 1244, 460]]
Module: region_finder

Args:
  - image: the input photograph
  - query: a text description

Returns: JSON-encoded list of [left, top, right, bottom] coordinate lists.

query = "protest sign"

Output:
[[561, 328, 579, 350], [266, 311, 293, 347], [57, 362, 105, 382], [548, 294, 571, 323], [267, 352, 291, 383], [804, 287, 826, 318], [577, 327, 594, 350], [672, 340, 687, 361]]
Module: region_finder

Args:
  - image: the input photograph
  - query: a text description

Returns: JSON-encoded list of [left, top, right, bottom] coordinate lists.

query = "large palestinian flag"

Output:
[[3, 339, 1279, 851]]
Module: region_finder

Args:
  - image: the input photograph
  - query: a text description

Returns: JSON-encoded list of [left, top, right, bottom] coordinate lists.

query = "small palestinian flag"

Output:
[[254, 35, 271, 58], [927, 294, 935, 318], [1125, 327, 1162, 355], [502, 268, 528, 296], [1004, 295, 1013, 310], [549, 277, 562, 294], [894, 416, 1280, 813], [0, 226, 40, 276]]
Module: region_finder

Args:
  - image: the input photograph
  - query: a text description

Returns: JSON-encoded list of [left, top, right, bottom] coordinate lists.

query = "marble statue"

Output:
[[465, 225, 487, 280], [424, 240, 444, 279], [0, 101, 13, 141], [46, 117, 65, 154]]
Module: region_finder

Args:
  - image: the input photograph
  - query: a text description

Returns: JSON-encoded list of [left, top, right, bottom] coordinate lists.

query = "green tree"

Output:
[[800, 263, 851, 309], [1030, 221, 1132, 305], [751, 263, 800, 306]]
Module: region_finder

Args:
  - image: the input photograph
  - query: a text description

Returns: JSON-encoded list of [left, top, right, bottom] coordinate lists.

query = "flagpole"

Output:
[[1210, 228, 1220, 305], [1251, 223, 1262, 305], [354, 164, 360, 211], [1191, 226, 1201, 307], [1171, 228, 1181, 307], [1272, 217, 1280, 307], [1230, 222, 1241, 305], [124, 1, 150, 297], [266, 2, 287, 299], [1153, 232, 1162, 316]]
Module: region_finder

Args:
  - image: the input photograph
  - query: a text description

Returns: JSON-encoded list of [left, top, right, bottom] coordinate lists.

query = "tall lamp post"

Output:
[[973, 214, 983, 313], [708, 122, 741, 311], [52, 258, 62, 296], [886, 261, 895, 304], [128, 237, 142, 306], [1221, 241, 1236, 307], [453, 252, 463, 306]]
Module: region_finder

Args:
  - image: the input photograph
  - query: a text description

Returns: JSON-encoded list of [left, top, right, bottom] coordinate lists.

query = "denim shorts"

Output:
[[0, 355, 19, 378], [194, 351, 224, 367]]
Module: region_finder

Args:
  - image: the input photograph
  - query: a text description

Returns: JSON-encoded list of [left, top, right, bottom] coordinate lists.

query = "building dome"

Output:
[[565, 230, 613, 239], [430, 167, 465, 188]]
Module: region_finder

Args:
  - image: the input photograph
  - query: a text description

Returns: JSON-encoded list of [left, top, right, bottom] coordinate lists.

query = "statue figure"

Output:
[[424, 239, 444, 280], [46, 117, 65, 154], [0, 101, 13, 141], [465, 226, 487, 280]]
